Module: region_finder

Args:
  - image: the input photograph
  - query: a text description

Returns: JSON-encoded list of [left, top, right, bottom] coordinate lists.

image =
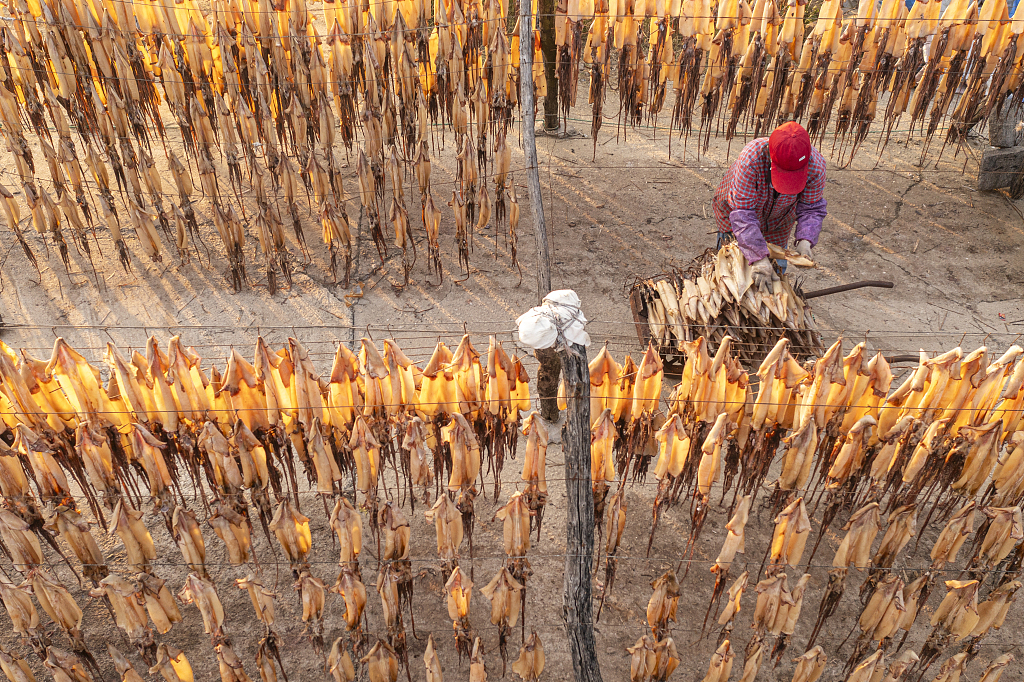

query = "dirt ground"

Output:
[[1, 73, 1024, 682]]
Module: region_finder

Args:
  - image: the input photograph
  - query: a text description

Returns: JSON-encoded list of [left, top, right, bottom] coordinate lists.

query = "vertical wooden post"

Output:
[[534, 347, 562, 422], [520, 0, 559, 419], [518, 0, 552, 301], [558, 341, 603, 682], [538, 0, 560, 131]]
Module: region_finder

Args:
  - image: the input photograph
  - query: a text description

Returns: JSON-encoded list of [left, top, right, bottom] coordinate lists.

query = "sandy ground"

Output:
[[0, 75, 1023, 682]]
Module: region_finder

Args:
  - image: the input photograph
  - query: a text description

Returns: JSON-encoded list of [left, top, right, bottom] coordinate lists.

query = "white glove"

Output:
[[750, 258, 774, 289], [794, 239, 814, 260]]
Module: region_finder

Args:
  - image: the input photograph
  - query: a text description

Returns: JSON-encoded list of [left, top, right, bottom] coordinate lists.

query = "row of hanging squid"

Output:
[[0, 0, 525, 291], [0, 332, 550, 681], [0, 0, 1016, 293], [0, 329, 1023, 680], [591, 336, 1024, 681], [585, 0, 1024, 164]]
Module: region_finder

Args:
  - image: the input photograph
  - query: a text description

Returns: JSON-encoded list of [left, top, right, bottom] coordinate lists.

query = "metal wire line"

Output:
[[7, 0, 1002, 19], [23, 474, 1014, 502], [9, 450, 1024, 576], [18, 554, 1016, 574], [2, 391, 1021, 414], [0, 163, 530, 204], [5, 321, 1018, 336], [80, 345, 1024, 358], [0, 608, 1010, 646], [0, 155, 998, 207], [5, 331, 1022, 359], [6, 329, 1006, 345], [6, 0, 1004, 21], [0, 340, 750, 358], [5, 331, 1013, 353]]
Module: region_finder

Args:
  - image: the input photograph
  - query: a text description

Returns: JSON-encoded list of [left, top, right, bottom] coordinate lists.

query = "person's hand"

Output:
[[794, 239, 814, 260], [750, 258, 774, 289]]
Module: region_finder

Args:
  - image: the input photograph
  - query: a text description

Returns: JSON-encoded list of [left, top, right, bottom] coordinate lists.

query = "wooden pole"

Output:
[[538, 0, 560, 131], [518, 0, 552, 302], [558, 341, 603, 682], [535, 347, 561, 422], [519, 0, 560, 428]]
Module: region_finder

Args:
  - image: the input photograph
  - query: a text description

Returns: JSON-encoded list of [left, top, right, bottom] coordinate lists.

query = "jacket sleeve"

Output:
[[794, 199, 827, 245], [730, 209, 770, 263], [727, 144, 770, 263], [794, 151, 828, 245]]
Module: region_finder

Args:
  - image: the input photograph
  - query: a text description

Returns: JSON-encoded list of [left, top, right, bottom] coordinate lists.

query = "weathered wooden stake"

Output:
[[538, 0, 560, 131], [518, 0, 552, 302], [519, 0, 559, 428], [535, 347, 562, 422], [558, 341, 603, 682]]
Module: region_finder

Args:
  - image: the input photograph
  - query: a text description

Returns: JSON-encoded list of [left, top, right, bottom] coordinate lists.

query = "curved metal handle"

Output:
[[884, 354, 920, 364], [802, 280, 895, 300]]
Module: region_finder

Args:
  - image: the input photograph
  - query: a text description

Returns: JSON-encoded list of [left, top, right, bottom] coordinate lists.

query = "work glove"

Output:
[[750, 257, 774, 289], [794, 239, 813, 260]]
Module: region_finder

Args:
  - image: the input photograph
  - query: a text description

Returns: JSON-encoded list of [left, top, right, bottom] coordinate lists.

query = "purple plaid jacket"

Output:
[[712, 138, 828, 264]]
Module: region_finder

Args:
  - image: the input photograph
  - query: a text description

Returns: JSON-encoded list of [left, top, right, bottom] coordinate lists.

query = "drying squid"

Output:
[[511, 632, 545, 682]]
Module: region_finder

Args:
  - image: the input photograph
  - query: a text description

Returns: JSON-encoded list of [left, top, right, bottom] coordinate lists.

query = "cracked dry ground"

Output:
[[1, 92, 1024, 682]]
